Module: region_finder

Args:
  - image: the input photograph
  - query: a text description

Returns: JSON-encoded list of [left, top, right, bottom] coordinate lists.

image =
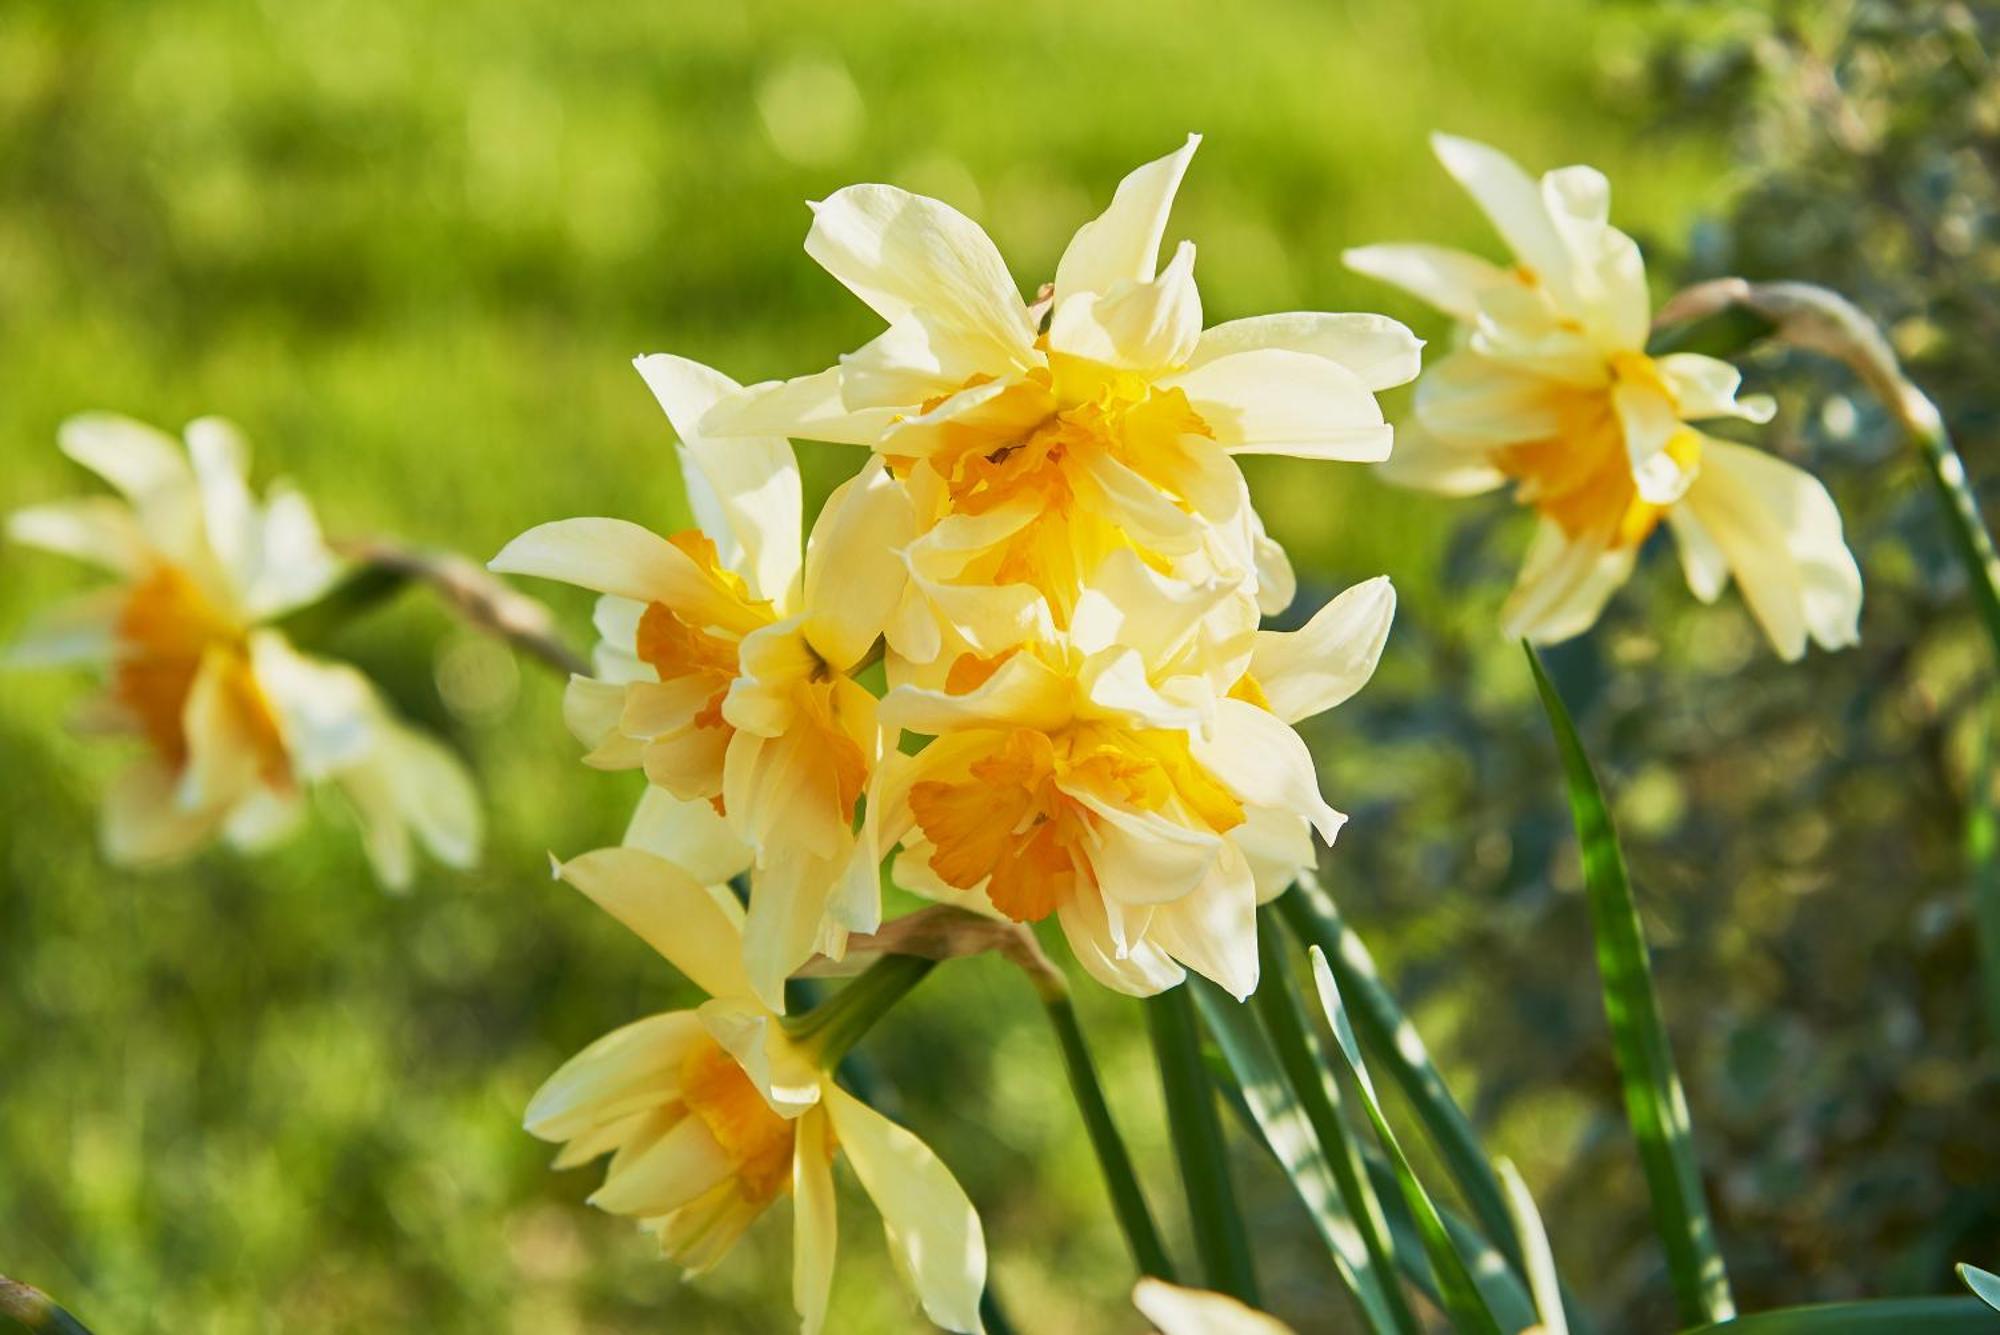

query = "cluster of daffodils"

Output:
[[499, 135, 1410, 1327], [7, 414, 480, 887], [1349, 134, 1863, 658]]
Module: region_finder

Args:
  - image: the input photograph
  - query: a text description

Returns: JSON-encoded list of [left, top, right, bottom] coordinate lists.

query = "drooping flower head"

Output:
[[7, 414, 480, 886], [1346, 134, 1862, 658], [525, 847, 986, 1335]]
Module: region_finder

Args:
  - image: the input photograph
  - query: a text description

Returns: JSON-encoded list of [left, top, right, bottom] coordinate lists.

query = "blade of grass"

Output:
[[1970, 715, 2000, 1046], [1311, 947, 1503, 1335], [1191, 974, 1411, 1334], [1677, 1298, 1996, 1332], [1146, 985, 1259, 1304], [1497, 1158, 1568, 1335], [1960, 1263, 2000, 1315], [1527, 645, 1733, 1325], [1041, 991, 1177, 1280]]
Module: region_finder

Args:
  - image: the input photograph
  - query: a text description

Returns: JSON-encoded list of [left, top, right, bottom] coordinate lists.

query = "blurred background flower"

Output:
[[0, 0, 1991, 1331]]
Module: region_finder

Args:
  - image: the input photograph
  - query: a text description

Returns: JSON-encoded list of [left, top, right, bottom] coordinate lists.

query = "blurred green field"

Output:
[[12, 2, 1987, 1332]]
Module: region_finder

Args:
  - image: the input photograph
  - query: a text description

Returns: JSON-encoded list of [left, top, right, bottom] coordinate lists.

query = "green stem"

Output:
[[1646, 304, 1775, 359], [1971, 713, 2000, 1046], [1042, 993, 1176, 1280], [1913, 410, 2000, 664], [1145, 985, 1257, 1304], [0, 1276, 94, 1335], [1249, 912, 1420, 1335], [782, 953, 935, 1067]]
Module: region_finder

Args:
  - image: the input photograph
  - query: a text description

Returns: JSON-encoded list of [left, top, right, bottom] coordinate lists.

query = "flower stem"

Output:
[[1042, 991, 1177, 1280], [1145, 985, 1258, 1305], [0, 1276, 94, 1335], [783, 952, 936, 1067]]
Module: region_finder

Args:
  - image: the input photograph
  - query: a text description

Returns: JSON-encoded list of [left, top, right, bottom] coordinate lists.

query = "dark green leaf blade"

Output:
[[1960, 1263, 2000, 1315], [1679, 1297, 1997, 1332]]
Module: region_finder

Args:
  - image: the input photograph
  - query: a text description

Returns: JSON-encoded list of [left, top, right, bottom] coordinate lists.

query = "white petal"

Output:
[[743, 846, 849, 1015], [1133, 1278, 1296, 1335], [823, 1084, 987, 1334], [1679, 440, 1862, 659], [1047, 240, 1202, 372], [1164, 349, 1389, 461], [1248, 575, 1396, 724], [101, 760, 220, 865], [878, 650, 1072, 737], [1192, 699, 1342, 842], [1375, 419, 1507, 496], [183, 417, 260, 597], [1611, 378, 1695, 506], [372, 721, 483, 870], [1187, 311, 1422, 392], [1500, 519, 1636, 645], [1341, 243, 1506, 324], [635, 354, 804, 607], [1413, 349, 1560, 446], [793, 1108, 840, 1335], [1655, 353, 1776, 424], [247, 633, 377, 777], [7, 498, 152, 574], [1054, 133, 1200, 298], [1429, 134, 1572, 295], [1055, 888, 1185, 996], [491, 518, 763, 634], [562, 674, 629, 751], [806, 184, 1035, 360], [1146, 842, 1260, 999], [3, 589, 123, 667], [58, 412, 192, 500], [802, 457, 915, 671], [1070, 787, 1222, 905], [554, 846, 754, 1002], [1067, 547, 1236, 666], [175, 648, 280, 814], [247, 482, 343, 617], [623, 785, 753, 884], [1666, 505, 1729, 604], [700, 366, 901, 446]]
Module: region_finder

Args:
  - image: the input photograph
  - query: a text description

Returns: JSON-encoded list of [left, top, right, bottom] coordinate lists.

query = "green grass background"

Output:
[[0, 2, 1743, 1330]]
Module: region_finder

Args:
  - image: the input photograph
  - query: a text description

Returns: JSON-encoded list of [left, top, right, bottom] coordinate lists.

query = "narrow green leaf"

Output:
[[1960, 1263, 2000, 1315], [1527, 645, 1733, 1326], [1497, 1158, 1567, 1335], [1311, 948, 1503, 1335], [1363, 1156, 1541, 1332], [1191, 975, 1409, 1334], [0, 1275, 95, 1335], [1146, 985, 1258, 1304], [1041, 994, 1176, 1280], [1970, 718, 2000, 1046], [1678, 1298, 1997, 1332]]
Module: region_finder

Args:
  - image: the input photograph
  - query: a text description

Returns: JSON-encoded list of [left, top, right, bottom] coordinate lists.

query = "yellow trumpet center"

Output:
[[678, 1040, 798, 1206], [1494, 353, 1701, 550]]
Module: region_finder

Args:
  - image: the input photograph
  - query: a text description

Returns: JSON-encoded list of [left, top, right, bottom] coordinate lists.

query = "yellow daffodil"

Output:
[[1346, 134, 1862, 658], [1133, 1279, 1295, 1335], [491, 355, 913, 1011], [6, 414, 480, 886], [705, 135, 1420, 655], [857, 552, 1395, 999], [527, 846, 986, 1335]]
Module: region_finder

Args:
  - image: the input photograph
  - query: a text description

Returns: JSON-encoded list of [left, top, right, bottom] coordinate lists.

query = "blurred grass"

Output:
[[0, 1, 1732, 1330]]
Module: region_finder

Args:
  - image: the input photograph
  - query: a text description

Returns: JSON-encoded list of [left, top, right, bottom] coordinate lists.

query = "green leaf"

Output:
[[1145, 985, 1258, 1304], [1191, 973, 1412, 1334], [1497, 1158, 1567, 1335], [1041, 994, 1177, 1280], [1970, 717, 2000, 1046], [1310, 947, 1503, 1335], [1677, 1298, 1998, 1332], [1960, 1263, 2000, 1315], [1363, 1156, 1541, 1332], [1527, 645, 1734, 1326]]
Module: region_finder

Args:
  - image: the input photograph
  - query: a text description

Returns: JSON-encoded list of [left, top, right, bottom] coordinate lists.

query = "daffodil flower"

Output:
[[7, 414, 480, 886], [491, 355, 913, 1010], [858, 552, 1395, 999], [1347, 134, 1862, 658], [526, 846, 986, 1335], [705, 135, 1420, 655]]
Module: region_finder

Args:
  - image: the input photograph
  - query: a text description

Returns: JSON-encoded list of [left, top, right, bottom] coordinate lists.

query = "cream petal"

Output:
[[1145, 842, 1260, 999], [58, 412, 193, 500], [101, 759, 221, 866], [1678, 440, 1862, 659], [635, 354, 804, 608], [183, 417, 261, 597], [1192, 699, 1343, 843], [589, 1114, 734, 1217], [1187, 311, 1422, 392], [1078, 649, 1206, 732], [246, 482, 343, 617], [1342, 243, 1507, 324], [1656, 353, 1776, 424], [1499, 519, 1636, 645], [221, 787, 304, 852], [641, 726, 731, 802], [658, 1179, 766, 1275], [805, 184, 1036, 360], [1070, 787, 1222, 906], [1067, 547, 1235, 665], [1611, 378, 1694, 505], [803, 457, 915, 671], [1163, 348, 1390, 461], [743, 846, 850, 1014], [7, 498, 153, 574], [793, 1107, 840, 1335], [371, 722, 483, 871], [4, 588, 124, 666], [246, 632, 377, 776], [562, 674, 629, 750], [1248, 575, 1395, 724], [525, 1010, 705, 1142], [1247, 507, 1296, 616], [491, 518, 764, 636], [700, 367, 902, 447], [554, 846, 754, 1002], [1054, 133, 1200, 298], [878, 650, 1072, 736], [1665, 504, 1729, 604], [1430, 134, 1573, 301], [623, 785, 753, 885], [1232, 804, 1317, 904], [1047, 240, 1203, 372], [1133, 1279, 1296, 1335], [335, 758, 416, 890], [1412, 349, 1559, 446], [1056, 886, 1185, 996], [175, 647, 281, 815], [1374, 419, 1508, 496], [823, 1084, 987, 1334]]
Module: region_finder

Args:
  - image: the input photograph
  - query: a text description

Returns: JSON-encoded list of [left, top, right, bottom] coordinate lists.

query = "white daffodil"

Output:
[[1347, 134, 1862, 659], [1133, 1279, 1296, 1335], [858, 552, 1394, 1000], [491, 355, 913, 1011], [705, 134, 1419, 655], [6, 414, 480, 886], [527, 846, 986, 1335]]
